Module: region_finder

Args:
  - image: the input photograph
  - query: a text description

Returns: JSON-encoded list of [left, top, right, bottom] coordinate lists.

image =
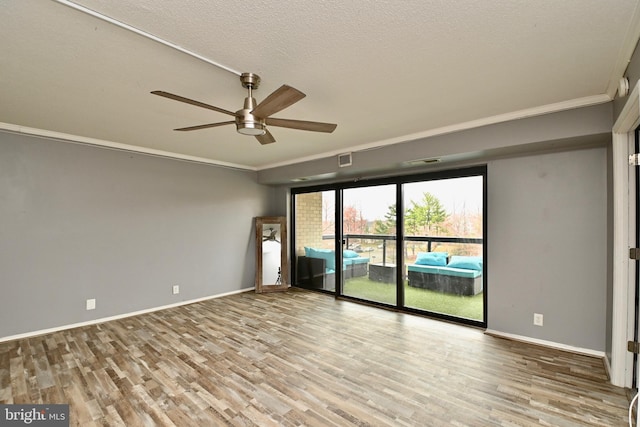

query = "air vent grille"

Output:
[[338, 152, 352, 167]]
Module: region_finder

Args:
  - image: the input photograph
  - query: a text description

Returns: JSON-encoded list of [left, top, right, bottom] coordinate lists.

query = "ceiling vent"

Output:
[[404, 157, 441, 166], [338, 152, 352, 167], [291, 172, 338, 182]]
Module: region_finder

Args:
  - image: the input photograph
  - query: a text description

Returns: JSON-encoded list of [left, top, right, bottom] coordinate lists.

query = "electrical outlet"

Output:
[[172, 285, 180, 295], [86, 299, 96, 310], [533, 313, 543, 326]]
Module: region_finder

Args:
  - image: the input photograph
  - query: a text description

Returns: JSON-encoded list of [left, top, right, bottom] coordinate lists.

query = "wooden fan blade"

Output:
[[174, 121, 235, 131], [266, 117, 337, 133], [255, 130, 276, 145], [251, 85, 305, 118], [151, 91, 235, 116]]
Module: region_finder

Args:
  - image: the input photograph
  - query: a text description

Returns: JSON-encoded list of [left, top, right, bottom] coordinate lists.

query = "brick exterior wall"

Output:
[[294, 192, 333, 255]]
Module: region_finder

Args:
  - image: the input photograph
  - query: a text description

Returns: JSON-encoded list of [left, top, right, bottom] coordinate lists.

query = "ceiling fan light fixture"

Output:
[[236, 120, 266, 136]]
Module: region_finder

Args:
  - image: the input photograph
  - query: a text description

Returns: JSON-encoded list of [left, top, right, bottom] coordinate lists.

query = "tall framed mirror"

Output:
[[255, 216, 289, 293]]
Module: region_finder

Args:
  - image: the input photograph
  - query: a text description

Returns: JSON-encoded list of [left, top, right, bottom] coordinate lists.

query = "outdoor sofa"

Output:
[[296, 247, 369, 289], [407, 252, 483, 296]]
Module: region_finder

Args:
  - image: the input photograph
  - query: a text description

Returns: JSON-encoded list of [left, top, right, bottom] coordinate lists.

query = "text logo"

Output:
[[0, 405, 69, 426]]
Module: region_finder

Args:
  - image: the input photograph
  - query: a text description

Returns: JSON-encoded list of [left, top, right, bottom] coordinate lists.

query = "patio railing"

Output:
[[323, 234, 483, 265]]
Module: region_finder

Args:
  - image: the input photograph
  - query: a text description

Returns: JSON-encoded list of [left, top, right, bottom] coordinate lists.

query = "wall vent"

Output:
[[338, 152, 352, 167]]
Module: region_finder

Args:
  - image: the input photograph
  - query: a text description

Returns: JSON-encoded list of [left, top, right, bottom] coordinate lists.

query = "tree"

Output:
[[404, 206, 420, 236], [442, 203, 483, 255], [403, 206, 422, 257], [374, 204, 396, 235], [411, 192, 447, 235], [343, 205, 367, 233]]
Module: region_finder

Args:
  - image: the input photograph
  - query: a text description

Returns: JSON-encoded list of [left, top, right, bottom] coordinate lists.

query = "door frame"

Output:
[[611, 79, 639, 387]]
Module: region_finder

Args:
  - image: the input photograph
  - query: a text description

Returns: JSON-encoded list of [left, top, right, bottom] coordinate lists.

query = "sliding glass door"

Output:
[[291, 166, 486, 327], [342, 184, 397, 305], [403, 176, 484, 322]]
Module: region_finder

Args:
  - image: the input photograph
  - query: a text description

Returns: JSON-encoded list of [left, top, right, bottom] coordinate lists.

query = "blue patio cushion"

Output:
[[447, 256, 483, 271], [343, 249, 360, 258], [415, 251, 448, 266], [408, 264, 481, 278], [307, 247, 369, 272], [308, 247, 335, 271]]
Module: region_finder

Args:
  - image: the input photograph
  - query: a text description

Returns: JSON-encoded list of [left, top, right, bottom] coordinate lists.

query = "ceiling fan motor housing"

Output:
[[236, 96, 266, 136]]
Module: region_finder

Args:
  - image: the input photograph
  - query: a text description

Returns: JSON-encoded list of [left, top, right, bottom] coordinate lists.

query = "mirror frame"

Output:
[[255, 216, 289, 293]]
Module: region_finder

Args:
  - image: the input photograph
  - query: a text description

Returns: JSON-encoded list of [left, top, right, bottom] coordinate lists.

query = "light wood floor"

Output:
[[0, 288, 631, 426]]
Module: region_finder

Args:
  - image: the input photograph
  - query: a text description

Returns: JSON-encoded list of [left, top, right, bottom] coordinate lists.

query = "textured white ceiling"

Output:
[[1, 0, 639, 169]]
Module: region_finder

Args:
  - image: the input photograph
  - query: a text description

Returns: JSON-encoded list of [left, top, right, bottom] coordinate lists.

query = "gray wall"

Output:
[[0, 131, 272, 339], [487, 147, 608, 350]]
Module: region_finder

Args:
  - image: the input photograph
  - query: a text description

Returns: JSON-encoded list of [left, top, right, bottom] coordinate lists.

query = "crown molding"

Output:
[[0, 122, 256, 171]]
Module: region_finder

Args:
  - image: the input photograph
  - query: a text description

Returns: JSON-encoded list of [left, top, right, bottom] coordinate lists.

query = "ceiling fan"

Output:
[[151, 73, 337, 145], [263, 228, 280, 243]]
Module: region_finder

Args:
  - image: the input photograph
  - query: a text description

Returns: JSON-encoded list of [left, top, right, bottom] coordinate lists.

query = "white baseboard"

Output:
[[484, 329, 606, 359], [0, 287, 255, 344], [603, 353, 613, 380]]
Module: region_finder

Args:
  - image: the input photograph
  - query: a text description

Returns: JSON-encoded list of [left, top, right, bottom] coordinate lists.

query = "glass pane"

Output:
[[342, 185, 396, 305], [294, 191, 336, 291], [403, 176, 484, 321]]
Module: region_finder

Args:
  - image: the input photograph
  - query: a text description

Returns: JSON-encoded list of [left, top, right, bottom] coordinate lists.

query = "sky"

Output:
[[323, 176, 483, 221]]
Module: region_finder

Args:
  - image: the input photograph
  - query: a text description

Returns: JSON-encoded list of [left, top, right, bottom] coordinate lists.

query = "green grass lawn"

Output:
[[343, 277, 484, 321]]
